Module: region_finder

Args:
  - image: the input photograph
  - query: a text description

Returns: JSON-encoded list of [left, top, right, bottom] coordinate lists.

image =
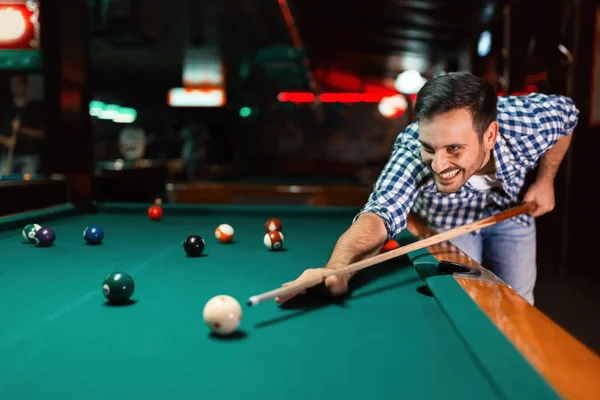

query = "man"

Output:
[[277, 72, 578, 305], [118, 125, 147, 161], [0, 73, 45, 174], [178, 116, 210, 180]]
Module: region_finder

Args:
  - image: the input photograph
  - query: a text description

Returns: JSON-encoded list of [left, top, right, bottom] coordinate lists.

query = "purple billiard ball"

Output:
[[35, 227, 55, 247]]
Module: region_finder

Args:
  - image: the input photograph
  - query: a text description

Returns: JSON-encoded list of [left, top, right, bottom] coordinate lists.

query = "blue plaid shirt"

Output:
[[358, 93, 579, 238]]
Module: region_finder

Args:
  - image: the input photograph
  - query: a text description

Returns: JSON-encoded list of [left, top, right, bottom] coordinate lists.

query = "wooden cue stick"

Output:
[[246, 202, 536, 306]]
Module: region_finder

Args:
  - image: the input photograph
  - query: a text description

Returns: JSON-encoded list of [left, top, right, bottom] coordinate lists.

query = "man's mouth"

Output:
[[437, 169, 461, 183]]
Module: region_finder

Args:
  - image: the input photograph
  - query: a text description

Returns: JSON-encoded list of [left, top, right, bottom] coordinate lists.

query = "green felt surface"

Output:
[[0, 203, 555, 399], [0, 173, 47, 181]]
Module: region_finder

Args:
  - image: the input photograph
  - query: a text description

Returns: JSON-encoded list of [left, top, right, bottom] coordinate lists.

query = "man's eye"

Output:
[[448, 146, 461, 152]]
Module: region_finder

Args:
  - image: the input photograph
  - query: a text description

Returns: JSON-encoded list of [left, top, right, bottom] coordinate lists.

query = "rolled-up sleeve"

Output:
[[533, 94, 579, 147], [354, 123, 429, 238], [499, 93, 579, 158]]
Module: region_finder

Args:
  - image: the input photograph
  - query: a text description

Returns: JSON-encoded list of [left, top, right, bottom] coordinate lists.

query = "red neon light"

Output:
[[497, 91, 532, 97], [334, 93, 361, 103], [283, 92, 315, 103], [318, 93, 337, 102], [525, 72, 548, 84], [278, 92, 395, 103], [278, 91, 534, 104], [278, 92, 315, 102], [360, 93, 385, 102]]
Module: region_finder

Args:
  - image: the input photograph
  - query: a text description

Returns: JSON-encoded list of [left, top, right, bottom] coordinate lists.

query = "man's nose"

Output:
[[431, 153, 450, 173]]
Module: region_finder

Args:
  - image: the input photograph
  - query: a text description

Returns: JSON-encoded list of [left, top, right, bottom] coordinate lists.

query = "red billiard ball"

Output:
[[148, 205, 163, 220], [265, 218, 282, 232], [264, 231, 284, 250], [379, 239, 399, 254]]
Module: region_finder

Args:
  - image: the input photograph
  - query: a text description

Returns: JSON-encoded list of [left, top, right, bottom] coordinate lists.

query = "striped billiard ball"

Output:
[[22, 223, 41, 243], [215, 224, 234, 243], [264, 231, 284, 251], [265, 218, 282, 232]]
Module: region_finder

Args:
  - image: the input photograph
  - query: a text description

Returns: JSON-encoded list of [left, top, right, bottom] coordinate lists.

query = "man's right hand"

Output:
[[275, 267, 351, 304], [274, 212, 388, 305], [11, 118, 21, 133], [0, 135, 16, 149]]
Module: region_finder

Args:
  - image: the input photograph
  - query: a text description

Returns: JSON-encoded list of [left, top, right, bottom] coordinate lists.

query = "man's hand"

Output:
[[275, 267, 350, 304], [523, 180, 555, 217], [274, 212, 388, 304], [0, 135, 16, 149], [11, 118, 21, 133]]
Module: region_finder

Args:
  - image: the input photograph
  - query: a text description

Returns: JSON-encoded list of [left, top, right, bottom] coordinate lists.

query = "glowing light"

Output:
[[378, 95, 408, 119], [0, 8, 26, 42], [478, 30, 492, 58], [167, 88, 225, 107], [395, 70, 426, 94], [277, 92, 396, 103], [239, 107, 252, 118]]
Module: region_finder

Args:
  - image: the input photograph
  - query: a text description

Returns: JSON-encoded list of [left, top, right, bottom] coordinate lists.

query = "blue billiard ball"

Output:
[[84, 225, 104, 245], [35, 227, 55, 247]]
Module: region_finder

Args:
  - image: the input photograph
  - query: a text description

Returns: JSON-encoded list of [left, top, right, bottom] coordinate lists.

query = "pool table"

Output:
[[0, 202, 598, 400]]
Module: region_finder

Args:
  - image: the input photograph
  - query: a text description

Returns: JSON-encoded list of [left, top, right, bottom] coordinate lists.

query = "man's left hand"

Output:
[[523, 180, 555, 217]]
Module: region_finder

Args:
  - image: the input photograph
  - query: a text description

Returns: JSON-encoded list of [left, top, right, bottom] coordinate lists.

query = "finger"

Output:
[[525, 202, 539, 215], [275, 295, 293, 304], [275, 283, 294, 303], [275, 289, 306, 304], [324, 275, 348, 296], [530, 206, 546, 217], [276, 282, 306, 303]]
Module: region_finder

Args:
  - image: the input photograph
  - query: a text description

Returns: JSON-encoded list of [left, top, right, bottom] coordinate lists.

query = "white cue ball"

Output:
[[203, 295, 242, 335]]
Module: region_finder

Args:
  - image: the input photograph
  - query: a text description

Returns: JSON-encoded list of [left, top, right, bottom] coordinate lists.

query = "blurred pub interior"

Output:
[[0, 0, 598, 352]]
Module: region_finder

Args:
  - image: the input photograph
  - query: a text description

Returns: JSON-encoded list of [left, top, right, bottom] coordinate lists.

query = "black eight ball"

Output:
[[184, 235, 205, 257]]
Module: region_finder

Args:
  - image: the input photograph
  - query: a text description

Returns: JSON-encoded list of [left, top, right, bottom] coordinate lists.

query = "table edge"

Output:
[[406, 214, 600, 400]]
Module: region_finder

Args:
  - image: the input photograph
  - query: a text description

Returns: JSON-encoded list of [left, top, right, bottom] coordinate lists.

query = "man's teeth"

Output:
[[440, 170, 460, 179]]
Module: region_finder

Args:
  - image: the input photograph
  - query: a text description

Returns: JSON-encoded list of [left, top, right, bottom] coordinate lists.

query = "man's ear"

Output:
[[483, 121, 498, 150]]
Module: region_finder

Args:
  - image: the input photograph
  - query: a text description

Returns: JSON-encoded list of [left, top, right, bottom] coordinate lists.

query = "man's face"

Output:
[[418, 108, 496, 194], [10, 76, 27, 97]]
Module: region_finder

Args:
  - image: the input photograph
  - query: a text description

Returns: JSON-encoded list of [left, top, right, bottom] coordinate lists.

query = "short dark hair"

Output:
[[10, 72, 28, 85], [415, 72, 497, 138]]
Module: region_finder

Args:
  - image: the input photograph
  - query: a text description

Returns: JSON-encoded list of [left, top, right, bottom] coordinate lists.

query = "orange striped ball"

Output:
[[215, 224, 235, 243]]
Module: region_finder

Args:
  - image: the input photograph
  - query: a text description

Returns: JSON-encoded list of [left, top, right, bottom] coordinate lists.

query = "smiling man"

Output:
[[277, 72, 578, 306]]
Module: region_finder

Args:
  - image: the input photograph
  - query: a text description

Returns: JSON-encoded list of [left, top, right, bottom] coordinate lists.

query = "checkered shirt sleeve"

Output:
[[497, 93, 578, 165], [355, 122, 428, 238]]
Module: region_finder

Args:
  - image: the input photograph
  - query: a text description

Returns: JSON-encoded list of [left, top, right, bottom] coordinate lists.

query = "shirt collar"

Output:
[[492, 130, 519, 196]]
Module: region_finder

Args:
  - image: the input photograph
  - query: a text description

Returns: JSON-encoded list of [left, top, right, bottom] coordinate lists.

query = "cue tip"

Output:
[[246, 296, 259, 306]]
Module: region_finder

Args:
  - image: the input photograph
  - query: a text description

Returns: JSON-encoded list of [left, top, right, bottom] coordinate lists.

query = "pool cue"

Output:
[[246, 202, 536, 306]]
